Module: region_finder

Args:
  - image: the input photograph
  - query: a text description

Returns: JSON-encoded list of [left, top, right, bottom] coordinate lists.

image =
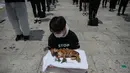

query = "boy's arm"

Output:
[[70, 32, 80, 49], [48, 34, 57, 50]]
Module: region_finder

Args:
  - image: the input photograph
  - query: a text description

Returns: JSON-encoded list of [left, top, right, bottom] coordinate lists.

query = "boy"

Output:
[[48, 16, 80, 50]]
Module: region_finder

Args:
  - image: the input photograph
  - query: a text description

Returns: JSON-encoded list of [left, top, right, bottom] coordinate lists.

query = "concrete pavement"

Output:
[[0, 0, 130, 73]]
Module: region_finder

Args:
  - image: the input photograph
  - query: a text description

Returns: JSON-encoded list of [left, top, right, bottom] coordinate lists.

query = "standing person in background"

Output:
[[29, 0, 42, 23], [102, 0, 108, 8], [88, 0, 101, 26], [5, 0, 30, 41], [117, 0, 129, 16], [109, 0, 118, 12]]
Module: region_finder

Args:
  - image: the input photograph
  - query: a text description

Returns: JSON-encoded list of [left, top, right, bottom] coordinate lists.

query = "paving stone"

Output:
[[0, 41, 26, 55], [21, 41, 45, 55]]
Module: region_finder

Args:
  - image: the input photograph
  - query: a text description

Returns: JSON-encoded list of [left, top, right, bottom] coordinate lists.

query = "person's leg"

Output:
[[46, 0, 50, 11], [5, 3, 22, 35], [105, 0, 108, 7], [35, 2, 42, 18], [30, 1, 37, 18], [122, 1, 129, 15], [40, 0, 46, 12], [52, 0, 56, 8], [79, 0, 82, 11], [122, 5, 127, 15], [86, 3, 89, 13], [76, 0, 78, 6], [109, 0, 113, 11], [117, 2, 122, 15], [102, 0, 105, 7], [83, 2, 87, 13], [89, 5, 93, 20], [15, 2, 30, 40]]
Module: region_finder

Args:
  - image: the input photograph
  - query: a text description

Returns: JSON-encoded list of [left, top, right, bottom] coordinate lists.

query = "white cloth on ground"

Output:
[[42, 49, 88, 72]]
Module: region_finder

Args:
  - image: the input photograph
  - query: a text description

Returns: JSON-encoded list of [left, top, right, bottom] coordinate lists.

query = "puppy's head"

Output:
[[50, 48, 58, 56]]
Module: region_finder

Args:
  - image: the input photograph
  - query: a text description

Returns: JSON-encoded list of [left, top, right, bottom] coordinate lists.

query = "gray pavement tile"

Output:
[[21, 41, 46, 56], [0, 30, 15, 40], [104, 40, 130, 55], [9, 54, 43, 73], [108, 55, 130, 73], [79, 41, 112, 56], [83, 32, 114, 41], [0, 54, 17, 73], [0, 41, 26, 55], [92, 54, 117, 73]]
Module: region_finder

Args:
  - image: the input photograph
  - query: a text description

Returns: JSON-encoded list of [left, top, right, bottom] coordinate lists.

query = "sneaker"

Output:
[[23, 36, 30, 41], [15, 34, 23, 41]]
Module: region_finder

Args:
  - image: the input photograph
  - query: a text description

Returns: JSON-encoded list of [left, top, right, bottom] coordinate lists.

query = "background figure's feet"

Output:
[[104, 6, 107, 8], [34, 19, 38, 24], [117, 13, 120, 16], [23, 36, 30, 41], [79, 8, 82, 11], [38, 20, 42, 24], [109, 9, 114, 12], [15, 34, 23, 41]]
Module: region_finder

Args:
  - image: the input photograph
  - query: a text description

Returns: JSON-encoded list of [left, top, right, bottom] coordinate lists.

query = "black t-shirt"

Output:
[[48, 30, 80, 50]]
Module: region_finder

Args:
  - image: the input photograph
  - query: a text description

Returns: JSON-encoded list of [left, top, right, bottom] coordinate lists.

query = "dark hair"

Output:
[[49, 16, 66, 32]]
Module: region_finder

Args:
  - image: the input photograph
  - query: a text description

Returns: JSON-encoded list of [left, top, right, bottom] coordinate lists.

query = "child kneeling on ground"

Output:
[[48, 16, 80, 51]]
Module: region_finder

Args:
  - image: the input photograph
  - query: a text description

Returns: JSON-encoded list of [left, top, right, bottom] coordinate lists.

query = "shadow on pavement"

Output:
[[122, 14, 130, 22], [30, 30, 44, 41]]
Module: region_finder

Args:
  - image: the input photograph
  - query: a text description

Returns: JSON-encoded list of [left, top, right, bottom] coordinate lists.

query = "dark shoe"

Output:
[[117, 13, 120, 16], [79, 8, 82, 11], [23, 36, 30, 41], [38, 20, 42, 24], [15, 34, 23, 41], [34, 19, 38, 24]]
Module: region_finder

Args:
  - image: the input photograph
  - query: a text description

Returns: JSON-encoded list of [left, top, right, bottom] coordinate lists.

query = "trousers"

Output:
[[118, 0, 129, 14], [30, 1, 41, 17], [5, 2, 30, 36]]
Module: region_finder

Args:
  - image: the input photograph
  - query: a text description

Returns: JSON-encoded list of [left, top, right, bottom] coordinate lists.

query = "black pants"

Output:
[[79, 0, 82, 10], [30, 1, 41, 18], [79, 0, 89, 11], [40, 0, 46, 12], [109, 0, 118, 9], [46, 0, 51, 11], [118, 0, 129, 14], [102, 0, 108, 7], [50, 0, 56, 5], [73, 0, 78, 5], [89, 0, 101, 20]]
